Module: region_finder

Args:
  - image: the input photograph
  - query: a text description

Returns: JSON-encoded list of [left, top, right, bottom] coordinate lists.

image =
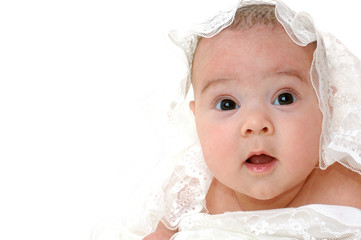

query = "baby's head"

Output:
[[189, 4, 322, 206]]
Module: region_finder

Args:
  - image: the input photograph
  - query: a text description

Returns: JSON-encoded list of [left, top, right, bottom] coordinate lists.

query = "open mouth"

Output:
[[244, 154, 277, 173], [246, 154, 275, 164]]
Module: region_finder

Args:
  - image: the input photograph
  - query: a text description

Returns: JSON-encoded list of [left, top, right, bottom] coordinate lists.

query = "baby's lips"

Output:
[[247, 154, 275, 164], [245, 151, 276, 164]]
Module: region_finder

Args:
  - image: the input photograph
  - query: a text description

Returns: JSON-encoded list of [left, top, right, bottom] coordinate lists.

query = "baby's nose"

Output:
[[240, 112, 274, 137]]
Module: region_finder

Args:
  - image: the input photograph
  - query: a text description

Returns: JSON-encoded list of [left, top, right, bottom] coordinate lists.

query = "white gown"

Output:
[[175, 205, 361, 239], [95, 204, 361, 239]]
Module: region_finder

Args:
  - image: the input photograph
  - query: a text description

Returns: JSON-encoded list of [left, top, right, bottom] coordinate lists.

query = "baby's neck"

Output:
[[206, 178, 305, 213]]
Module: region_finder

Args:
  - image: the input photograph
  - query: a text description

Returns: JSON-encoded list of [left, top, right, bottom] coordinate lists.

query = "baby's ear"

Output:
[[189, 101, 195, 115]]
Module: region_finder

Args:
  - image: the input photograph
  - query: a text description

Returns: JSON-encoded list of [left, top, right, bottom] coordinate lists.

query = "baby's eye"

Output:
[[273, 92, 297, 105], [216, 99, 240, 111]]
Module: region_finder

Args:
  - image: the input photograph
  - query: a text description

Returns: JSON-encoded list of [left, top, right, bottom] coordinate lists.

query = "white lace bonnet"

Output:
[[129, 0, 361, 234]]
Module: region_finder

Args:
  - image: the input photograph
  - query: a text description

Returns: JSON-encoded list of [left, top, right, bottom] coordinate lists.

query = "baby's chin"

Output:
[[246, 189, 283, 201], [233, 180, 284, 199]]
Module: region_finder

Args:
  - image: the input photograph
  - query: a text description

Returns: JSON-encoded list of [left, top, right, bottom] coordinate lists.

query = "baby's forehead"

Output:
[[193, 25, 314, 72], [189, 25, 317, 94], [195, 24, 284, 54]]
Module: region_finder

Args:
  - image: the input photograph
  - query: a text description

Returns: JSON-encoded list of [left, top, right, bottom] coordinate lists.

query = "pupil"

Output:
[[221, 100, 235, 110], [278, 93, 293, 105]]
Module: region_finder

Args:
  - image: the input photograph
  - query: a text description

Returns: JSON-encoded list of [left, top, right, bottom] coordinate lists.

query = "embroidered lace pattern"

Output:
[[175, 205, 361, 239], [161, 143, 213, 229], [120, 143, 212, 236]]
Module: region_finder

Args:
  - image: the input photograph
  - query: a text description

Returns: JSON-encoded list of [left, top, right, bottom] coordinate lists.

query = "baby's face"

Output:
[[190, 25, 322, 202]]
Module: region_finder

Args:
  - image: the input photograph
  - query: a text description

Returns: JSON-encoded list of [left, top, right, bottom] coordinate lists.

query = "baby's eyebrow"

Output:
[[200, 70, 306, 94], [201, 78, 235, 95], [275, 70, 306, 82]]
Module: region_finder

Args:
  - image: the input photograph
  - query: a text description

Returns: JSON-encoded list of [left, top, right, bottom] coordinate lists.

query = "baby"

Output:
[[141, 2, 361, 240]]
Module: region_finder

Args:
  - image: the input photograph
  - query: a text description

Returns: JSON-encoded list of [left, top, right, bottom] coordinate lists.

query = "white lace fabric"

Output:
[[93, 1, 361, 239], [160, 144, 213, 229], [275, 0, 361, 175], [175, 205, 361, 239]]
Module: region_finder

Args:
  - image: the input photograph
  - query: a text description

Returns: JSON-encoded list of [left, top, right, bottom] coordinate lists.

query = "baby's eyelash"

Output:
[[213, 96, 240, 111], [212, 95, 233, 106], [275, 89, 300, 98], [272, 89, 300, 106]]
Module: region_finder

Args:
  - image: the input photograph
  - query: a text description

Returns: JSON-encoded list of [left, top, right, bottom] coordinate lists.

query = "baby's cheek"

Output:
[[201, 126, 234, 169], [202, 125, 227, 150], [280, 120, 320, 166]]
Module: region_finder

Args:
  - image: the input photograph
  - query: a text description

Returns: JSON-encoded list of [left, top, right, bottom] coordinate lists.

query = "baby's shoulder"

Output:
[[331, 164, 361, 207], [299, 163, 361, 209]]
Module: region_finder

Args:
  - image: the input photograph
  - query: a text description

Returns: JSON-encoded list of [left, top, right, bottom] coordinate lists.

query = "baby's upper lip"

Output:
[[246, 151, 275, 161]]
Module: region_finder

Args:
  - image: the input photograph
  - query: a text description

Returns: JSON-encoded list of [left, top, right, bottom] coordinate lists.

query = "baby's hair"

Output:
[[229, 4, 277, 30]]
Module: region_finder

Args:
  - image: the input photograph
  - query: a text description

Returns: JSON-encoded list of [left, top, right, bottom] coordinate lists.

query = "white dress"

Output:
[[175, 205, 361, 239], [95, 205, 361, 239]]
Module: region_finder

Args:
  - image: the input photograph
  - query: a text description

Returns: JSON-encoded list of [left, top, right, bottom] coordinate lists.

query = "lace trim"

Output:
[[161, 143, 213, 229], [177, 206, 361, 239]]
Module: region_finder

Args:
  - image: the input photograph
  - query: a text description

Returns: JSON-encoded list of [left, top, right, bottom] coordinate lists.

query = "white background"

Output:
[[0, 1, 360, 240]]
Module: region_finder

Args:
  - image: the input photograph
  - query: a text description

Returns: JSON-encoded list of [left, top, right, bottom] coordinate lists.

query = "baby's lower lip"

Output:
[[244, 155, 277, 173]]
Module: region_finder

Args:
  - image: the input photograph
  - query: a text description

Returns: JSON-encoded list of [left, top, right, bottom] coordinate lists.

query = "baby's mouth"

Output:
[[245, 154, 277, 173], [246, 154, 275, 164]]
